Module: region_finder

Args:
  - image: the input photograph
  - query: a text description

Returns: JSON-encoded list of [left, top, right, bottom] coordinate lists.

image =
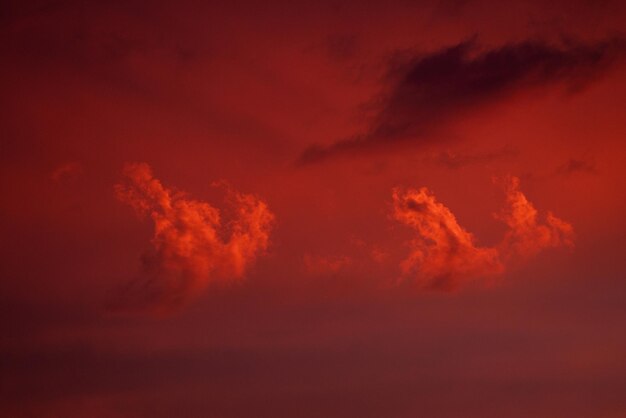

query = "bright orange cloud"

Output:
[[113, 163, 273, 312], [393, 177, 575, 291], [497, 176, 575, 260], [392, 187, 504, 290]]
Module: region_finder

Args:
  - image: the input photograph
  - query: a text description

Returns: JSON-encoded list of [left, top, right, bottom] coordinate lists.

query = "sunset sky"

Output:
[[1, 0, 626, 416]]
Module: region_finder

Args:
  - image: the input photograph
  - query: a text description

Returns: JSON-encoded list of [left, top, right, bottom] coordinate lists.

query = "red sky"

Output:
[[1, 0, 626, 417]]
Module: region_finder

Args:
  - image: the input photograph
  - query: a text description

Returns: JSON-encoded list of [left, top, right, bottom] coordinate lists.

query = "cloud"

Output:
[[303, 254, 353, 276], [430, 147, 516, 169], [497, 176, 575, 259], [392, 176, 574, 290], [556, 158, 598, 176], [392, 187, 504, 290], [112, 163, 273, 312], [299, 37, 625, 164]]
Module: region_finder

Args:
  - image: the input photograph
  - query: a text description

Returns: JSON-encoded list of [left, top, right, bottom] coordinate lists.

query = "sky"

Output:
[[1, 0, 626, 416]]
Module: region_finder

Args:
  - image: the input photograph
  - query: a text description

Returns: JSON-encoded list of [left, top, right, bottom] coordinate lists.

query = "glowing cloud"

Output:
[[392, 177, 574, 291], [392, 187, 503, 290], [113, 163, 273, 312], [498, 176, 575, 259]]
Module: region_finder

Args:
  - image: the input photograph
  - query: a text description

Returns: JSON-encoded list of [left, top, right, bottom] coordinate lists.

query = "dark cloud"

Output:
[[299, 37, 626, 164], [556, 158, 598, 175], [431, 147, 516, 169]]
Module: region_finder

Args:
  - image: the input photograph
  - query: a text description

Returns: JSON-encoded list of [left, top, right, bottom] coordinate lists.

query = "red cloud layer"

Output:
[[114, 164, 572, 306]]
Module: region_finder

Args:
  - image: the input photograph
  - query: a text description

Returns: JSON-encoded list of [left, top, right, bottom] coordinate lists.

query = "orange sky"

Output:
[[1, 1, 626, 417]]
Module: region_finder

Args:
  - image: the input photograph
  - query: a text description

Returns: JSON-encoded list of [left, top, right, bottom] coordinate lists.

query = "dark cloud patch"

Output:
[[298, 37, 626, 164], [431, 146, 517, 169], [556, 158, 598, 175]]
